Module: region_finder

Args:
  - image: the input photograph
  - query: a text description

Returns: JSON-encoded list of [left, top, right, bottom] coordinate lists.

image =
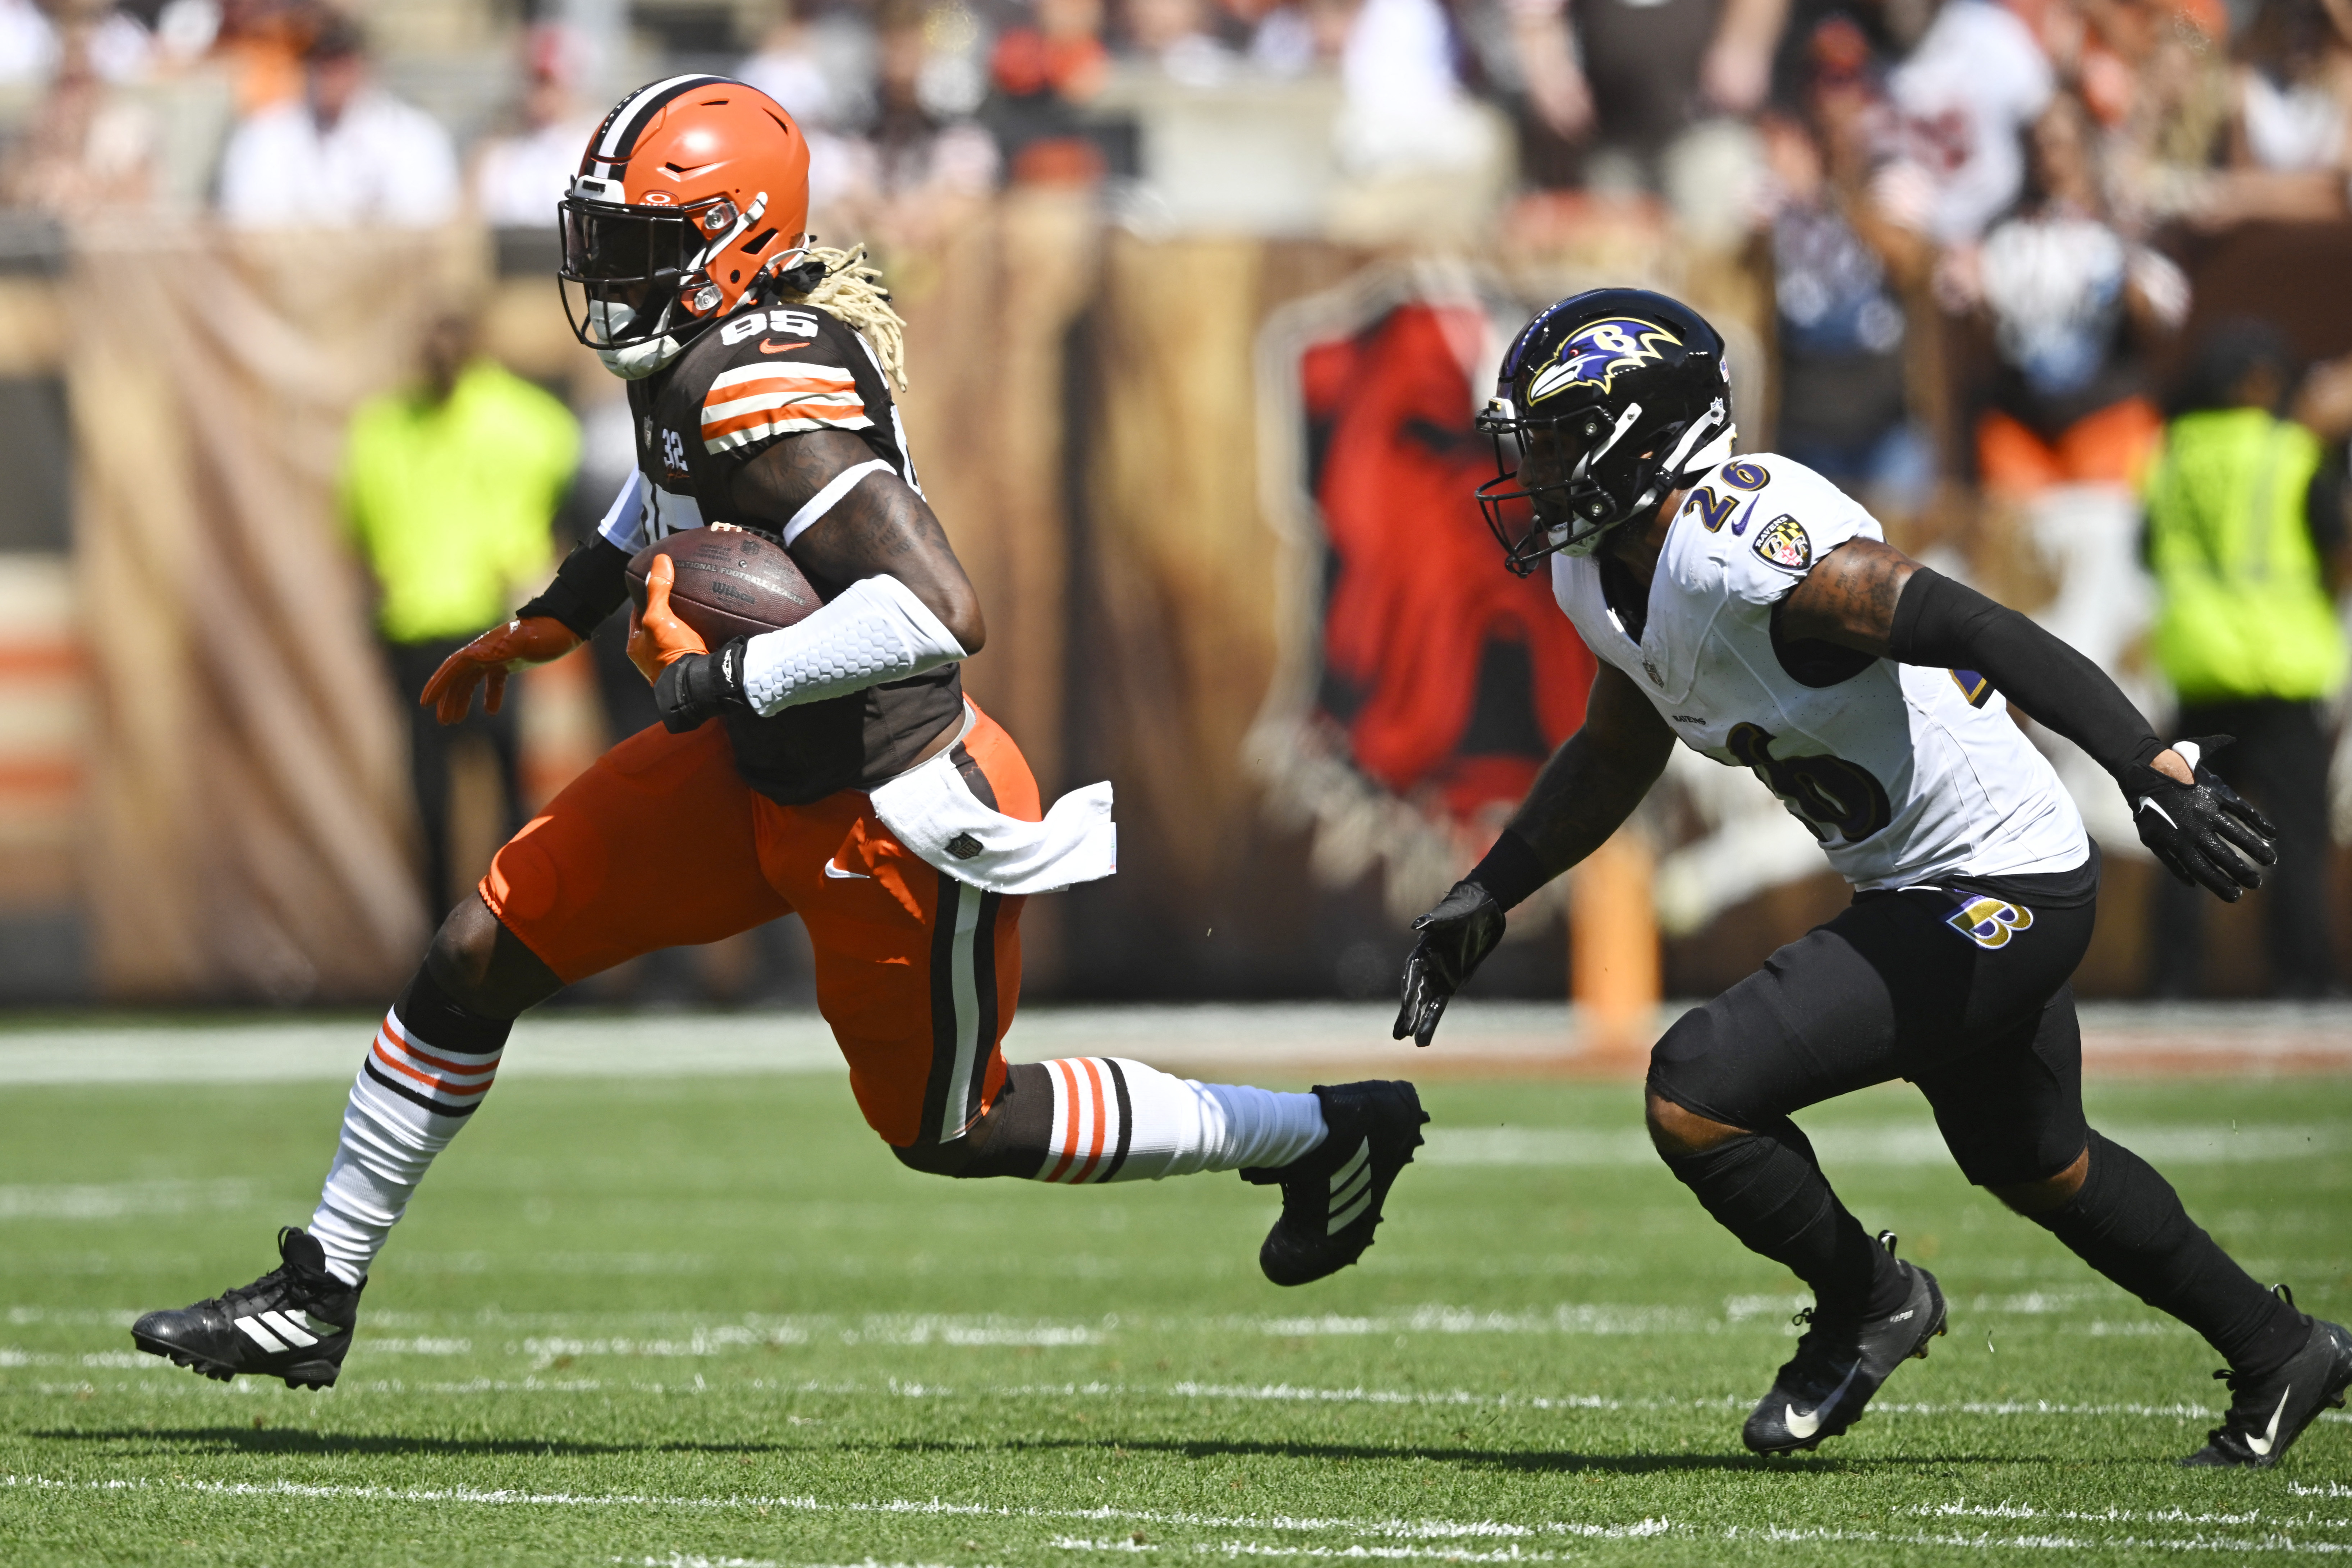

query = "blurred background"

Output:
[[0, 0, 2346, 1015]]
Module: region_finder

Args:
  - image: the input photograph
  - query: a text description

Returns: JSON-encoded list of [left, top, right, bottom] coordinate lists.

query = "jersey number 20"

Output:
[[1727, 723, 1892, 844]]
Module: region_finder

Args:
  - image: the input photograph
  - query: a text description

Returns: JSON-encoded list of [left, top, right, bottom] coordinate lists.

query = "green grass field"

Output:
[[4, 1045, 2349, 1564]]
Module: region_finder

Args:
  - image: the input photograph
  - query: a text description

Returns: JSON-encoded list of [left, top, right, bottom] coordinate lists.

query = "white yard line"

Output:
[[15, 1366, 2288, 1429], [0, 1474, 1659, 1542], [8, 1473, 2350, 1559], [1719, 1525, 2352, 1555]]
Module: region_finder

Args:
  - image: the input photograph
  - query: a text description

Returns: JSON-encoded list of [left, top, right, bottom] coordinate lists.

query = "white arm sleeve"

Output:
[[595, 471, 647, 553], [741, 574, 967, 716]]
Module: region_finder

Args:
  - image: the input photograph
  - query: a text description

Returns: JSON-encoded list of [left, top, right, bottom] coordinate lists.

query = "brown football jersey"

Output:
[[623, 303, 963, 806]]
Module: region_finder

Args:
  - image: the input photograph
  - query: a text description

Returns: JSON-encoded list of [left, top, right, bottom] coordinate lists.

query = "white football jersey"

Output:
[[1550, 453, 2088, 890]]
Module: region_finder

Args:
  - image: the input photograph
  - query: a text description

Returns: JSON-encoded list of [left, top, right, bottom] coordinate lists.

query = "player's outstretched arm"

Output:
[[1782, 538, 2278, 900], [1395, 664, 1674, 1047]]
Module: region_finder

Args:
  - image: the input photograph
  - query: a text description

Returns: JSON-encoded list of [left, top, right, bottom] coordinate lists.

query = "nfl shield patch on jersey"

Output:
[[1752, 514, 1812, 572]]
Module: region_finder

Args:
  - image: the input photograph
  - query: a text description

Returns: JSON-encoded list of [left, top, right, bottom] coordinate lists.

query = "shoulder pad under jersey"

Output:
[[673, 304, 886, 465], [1667, 453, 1883, 608]]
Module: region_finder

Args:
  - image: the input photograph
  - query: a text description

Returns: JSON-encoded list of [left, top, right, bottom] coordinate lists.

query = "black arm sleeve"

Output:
[[1888, 567, 2164, 780], [515, 536, 632, 641]]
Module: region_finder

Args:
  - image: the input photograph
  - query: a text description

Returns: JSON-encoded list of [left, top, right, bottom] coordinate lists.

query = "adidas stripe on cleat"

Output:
[[1244, 1079, 1428, 1287], [131, 1227, 363, 1389], [1743, 1233, 1947, 1455], [2181, 1290, 2352, 1469]]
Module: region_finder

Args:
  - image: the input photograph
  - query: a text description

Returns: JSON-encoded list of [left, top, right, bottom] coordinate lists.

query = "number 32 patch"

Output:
[[1947, 895, 2034, 949]]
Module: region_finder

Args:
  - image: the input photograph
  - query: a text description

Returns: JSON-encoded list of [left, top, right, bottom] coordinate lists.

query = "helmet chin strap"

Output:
[[1663, 398, 1736, 481], [596, 335, 687, 379]]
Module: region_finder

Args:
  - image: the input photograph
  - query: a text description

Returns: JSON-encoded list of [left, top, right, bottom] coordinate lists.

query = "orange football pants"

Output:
[[480, 703, 1036, 1148]]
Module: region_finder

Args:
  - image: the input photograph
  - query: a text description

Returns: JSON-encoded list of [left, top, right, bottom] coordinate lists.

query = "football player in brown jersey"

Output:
[[130, 77, 1426, 1391]]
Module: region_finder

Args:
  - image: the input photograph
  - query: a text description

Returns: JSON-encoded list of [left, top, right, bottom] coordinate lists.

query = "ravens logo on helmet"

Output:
[[1475, 289, 1735, 573]]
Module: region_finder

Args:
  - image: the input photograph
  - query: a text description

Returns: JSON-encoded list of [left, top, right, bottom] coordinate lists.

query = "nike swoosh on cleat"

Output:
[[1784, 1361, 1863, 1440], [2247, 1386, 2292, 1456], [823, 861, 871, 880]]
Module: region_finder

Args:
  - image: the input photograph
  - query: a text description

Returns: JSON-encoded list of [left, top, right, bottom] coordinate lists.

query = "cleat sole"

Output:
[[134, 1331, 339, 1389]]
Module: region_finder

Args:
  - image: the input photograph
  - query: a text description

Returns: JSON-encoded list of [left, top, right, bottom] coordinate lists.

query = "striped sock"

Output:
[[307, 971, 509, 1285], [1031, 1058, 1326, 1184]]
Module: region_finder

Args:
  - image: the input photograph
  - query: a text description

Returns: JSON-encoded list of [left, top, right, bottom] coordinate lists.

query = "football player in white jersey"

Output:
[[1395, 288, 2350, 1467]]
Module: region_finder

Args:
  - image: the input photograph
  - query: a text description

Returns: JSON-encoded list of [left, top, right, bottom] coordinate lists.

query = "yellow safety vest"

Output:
[[2144, 408, 2346, 703], [341, 360, 581, 644]]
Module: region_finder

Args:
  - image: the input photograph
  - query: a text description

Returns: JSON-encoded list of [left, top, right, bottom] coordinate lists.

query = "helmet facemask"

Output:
[[560, 183, 778, 342], [1474, 390, 1734, 576], [560, 178, 797, 378]]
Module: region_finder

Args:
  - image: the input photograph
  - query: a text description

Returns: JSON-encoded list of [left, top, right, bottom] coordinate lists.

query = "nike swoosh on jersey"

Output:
[[757, 338, 813, 353], [823, 861, 871, 880], [1784, 1360, 1864, 1440], [2247, 1386, 2292, 1455]]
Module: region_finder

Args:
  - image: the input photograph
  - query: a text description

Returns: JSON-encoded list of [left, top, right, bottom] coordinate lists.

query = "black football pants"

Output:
[[1648, 871, 2303, 1372], [1649, 879, 2094, 1185]]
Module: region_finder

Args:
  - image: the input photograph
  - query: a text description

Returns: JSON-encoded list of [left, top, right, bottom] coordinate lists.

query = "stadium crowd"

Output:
[[0, 0, 2344, 500]]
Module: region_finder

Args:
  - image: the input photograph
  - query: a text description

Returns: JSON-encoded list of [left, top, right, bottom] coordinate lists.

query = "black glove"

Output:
[[2122, 735, 2279, 902], [654, 638, 750, 733], [1394, 881, 1509, 1048]]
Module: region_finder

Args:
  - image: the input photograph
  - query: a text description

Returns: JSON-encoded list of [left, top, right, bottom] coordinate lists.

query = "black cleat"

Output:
[[131, 1227, 362, 1389], [1243, 1079, 1428, 1287], [2182, 1290, 2352, 1469], [1743, 1233, 1947, 1455]]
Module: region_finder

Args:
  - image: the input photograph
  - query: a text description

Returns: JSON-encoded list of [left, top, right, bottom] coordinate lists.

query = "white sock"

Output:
[[1029, 1058, 1326, 1183], [308, 1006, 503, 1284]]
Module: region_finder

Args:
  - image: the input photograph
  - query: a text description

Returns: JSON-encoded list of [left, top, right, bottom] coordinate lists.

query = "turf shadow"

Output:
[[863, 1435, 2027, 1475], [34, 1427, 2054, 1472]]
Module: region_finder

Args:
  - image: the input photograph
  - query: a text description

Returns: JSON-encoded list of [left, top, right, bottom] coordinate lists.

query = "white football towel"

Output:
[[869, 714, 1117, 895]]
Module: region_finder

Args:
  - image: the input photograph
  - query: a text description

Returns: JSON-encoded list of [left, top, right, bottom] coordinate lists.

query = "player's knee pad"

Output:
[[1646, 998, 1771, 1131], [1935, 1101, 2090, 1191]]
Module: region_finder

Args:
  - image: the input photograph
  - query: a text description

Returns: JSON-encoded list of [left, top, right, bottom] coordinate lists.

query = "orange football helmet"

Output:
[[559, 75, 813, 360]]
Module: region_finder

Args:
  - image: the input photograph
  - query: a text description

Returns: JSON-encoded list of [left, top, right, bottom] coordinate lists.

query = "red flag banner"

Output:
[[1249, 263, 1596, 926]]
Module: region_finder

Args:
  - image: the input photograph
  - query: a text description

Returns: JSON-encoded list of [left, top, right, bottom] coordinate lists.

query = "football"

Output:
[[625, 526, 820, 645]]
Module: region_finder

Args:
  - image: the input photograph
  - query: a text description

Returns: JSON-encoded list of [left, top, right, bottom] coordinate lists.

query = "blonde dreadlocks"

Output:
[[775, 244, 909, 393]]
